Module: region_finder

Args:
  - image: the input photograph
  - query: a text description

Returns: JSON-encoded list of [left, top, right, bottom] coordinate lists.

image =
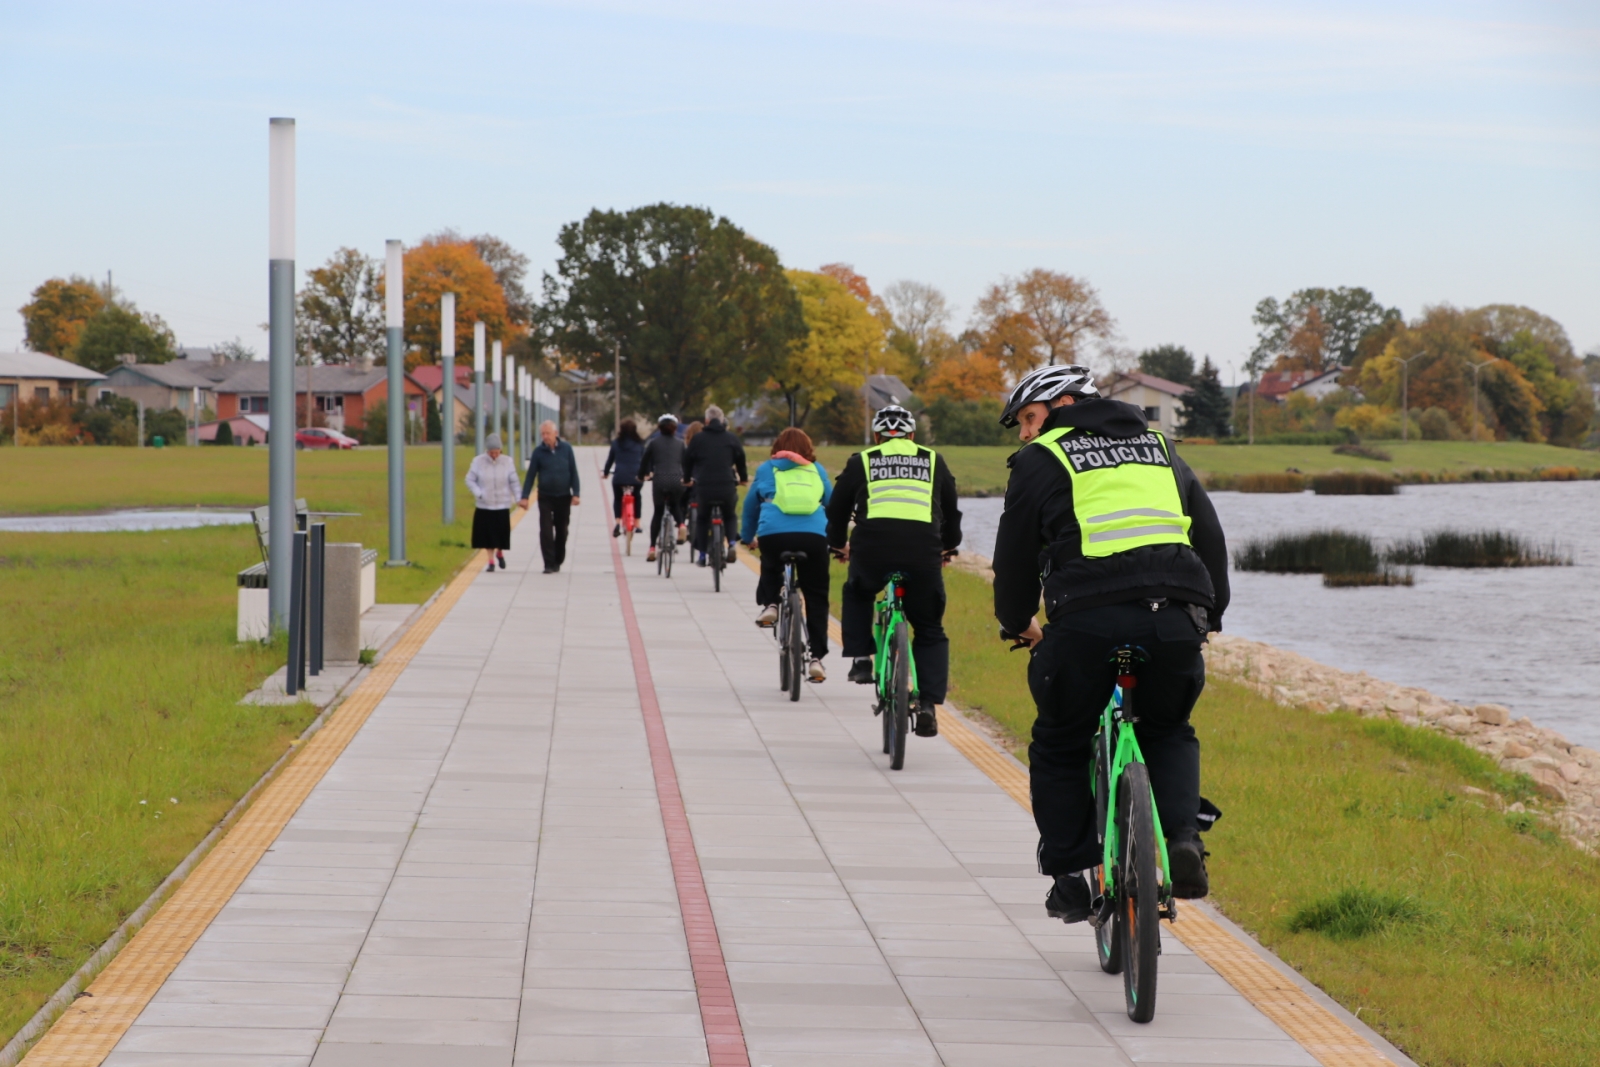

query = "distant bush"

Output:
[[1220, 432, 1350, 446], [1234, 530, 1382, 574], [1535, 465, 1581, 481], [1312, 471, 1399, 495], [922, 396, 1010, 446], [1323, 570, 1412, 588], [1235, 471, 1306, 493], [1385, 530, 1570, 568], [1332, 442, 1392, 462], [214, 420, 235, 446], [1418, 406, 1461, 441]]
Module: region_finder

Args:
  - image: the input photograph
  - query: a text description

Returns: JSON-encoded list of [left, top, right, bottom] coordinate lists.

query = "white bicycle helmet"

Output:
[[657, 413, 677, 427], [871, 404, 917, 438], [999, 364, 1099, 427]]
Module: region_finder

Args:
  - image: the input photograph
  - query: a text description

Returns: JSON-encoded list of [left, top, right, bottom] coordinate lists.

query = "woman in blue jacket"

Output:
[[741, 427, 834, 682], [602, 419, 645, 537]]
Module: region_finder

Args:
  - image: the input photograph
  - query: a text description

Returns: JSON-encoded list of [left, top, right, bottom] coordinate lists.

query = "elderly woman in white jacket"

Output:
[[465, 434, 520, 572]]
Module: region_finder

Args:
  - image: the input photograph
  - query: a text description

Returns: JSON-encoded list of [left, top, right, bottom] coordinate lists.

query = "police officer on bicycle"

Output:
[[992, 365, 1230, 922], [827, 404, 962, 738]]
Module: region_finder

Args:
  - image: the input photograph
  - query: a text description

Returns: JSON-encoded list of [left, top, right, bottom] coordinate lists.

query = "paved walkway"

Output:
[[94, 453, 1366, 1067]]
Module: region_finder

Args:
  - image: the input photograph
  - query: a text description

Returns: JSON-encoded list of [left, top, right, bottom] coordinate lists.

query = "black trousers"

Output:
[[754, 532, 831, 660], [841, 560, 948, 704], [611, 482, 640, 521], [692, 485, 739, 552], [537, 495, 572, 569], [649, 484, 687, 543], [1027, 600, 1206, 875]]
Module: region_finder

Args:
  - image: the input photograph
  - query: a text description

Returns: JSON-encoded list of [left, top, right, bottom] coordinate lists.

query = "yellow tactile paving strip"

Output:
[[738, 550, 1393, 1067], [20, 535, 508, 1067]]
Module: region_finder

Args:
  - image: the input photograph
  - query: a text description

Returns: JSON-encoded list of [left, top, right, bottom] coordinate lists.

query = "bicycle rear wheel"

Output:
[[711, 515, 724, 591], [777, 595, 792, 692], [1117, 761, 1161, 1022], [786, 585, 804, 702], [889, 621, 910, 770], [1093, 731, 1122, 975]]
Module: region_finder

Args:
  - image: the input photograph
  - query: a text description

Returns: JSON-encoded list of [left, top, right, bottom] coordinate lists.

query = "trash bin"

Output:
[[152, 436, 165, 448]]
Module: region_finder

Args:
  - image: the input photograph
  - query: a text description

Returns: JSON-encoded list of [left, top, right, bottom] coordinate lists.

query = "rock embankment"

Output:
[[951, 550, 1600, 849]]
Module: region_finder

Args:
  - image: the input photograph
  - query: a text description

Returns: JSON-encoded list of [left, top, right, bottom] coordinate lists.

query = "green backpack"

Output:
[[772, 463, 824, 515]]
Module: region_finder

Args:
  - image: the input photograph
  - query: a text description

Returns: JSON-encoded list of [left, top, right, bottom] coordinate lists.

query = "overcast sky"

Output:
[[3, 1, 1596, 382]]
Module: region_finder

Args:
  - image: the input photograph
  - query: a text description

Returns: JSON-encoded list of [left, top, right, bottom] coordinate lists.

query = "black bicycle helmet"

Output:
[[871, 404, 917, 438], [998, 364, 1099, 427]]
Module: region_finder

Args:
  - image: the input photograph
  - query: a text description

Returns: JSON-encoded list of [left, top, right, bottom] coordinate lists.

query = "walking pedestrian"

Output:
[[465, 433, 519, 573], [603, 419, 645, 539], [742, 427, 833, 681], [519, 420, 581, 574]]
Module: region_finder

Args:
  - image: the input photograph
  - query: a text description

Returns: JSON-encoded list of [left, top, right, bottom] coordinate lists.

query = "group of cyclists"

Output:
[[598, 362, 1230, 924]]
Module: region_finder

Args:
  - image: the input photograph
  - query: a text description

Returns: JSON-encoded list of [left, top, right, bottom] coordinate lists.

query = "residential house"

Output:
[[1101, 371, 1191, 437], [0, 351, 108, 408], [1289, 367, 1350, 401], [102, 358, 223, 416], [196, 415, 270, 445], [211, 363, 426, 437], [410, 364, 477, 440], [1254, 369, 1320, 403], [864, 373, 916, 410]]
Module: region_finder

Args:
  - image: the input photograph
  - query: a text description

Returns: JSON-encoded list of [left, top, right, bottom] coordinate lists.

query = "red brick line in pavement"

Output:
[[598, 479, 751, 1067]]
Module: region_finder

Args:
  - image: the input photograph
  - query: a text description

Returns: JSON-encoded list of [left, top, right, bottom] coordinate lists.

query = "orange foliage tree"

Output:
[[20, 277, 107, 358], [922, 351, 1006, 401], [972, 269, 1115, 379], [385, 238, 514, 369]]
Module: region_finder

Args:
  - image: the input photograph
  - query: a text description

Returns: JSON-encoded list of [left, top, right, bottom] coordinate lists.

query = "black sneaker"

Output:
[[1168, 829, 1210, 899], [496, 552, 506, 570], [847, 657, 874, 685], [1045, 873, 1092, 923], [613, 524, 622, 537], [914, 699, 938, 737], [725, 545, 737, 563]]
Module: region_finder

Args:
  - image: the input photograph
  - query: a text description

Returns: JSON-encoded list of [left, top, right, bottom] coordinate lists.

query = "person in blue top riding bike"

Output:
[[826, 404, 962, 738], [741, 427, 834, 682]]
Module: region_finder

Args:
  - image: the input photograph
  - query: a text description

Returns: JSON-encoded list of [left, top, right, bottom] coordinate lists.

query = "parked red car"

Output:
[[295, 427, 359, 450]]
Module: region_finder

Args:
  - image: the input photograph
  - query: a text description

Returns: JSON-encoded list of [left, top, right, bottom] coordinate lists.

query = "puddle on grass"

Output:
[[0, 509, 254, 533]]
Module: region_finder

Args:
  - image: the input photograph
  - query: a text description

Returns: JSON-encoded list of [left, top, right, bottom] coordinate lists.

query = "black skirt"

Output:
[[471, 507, 512, 550]]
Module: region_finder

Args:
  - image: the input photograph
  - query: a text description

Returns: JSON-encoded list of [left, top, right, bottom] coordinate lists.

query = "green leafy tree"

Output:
[[72, 303, 178, 371], [425, 396, 442, 442], [143, 407, 189, 446], [20, 276, 107, 357], [360, 399, 388, 446], [297, 248, 384, 365], [1468, 306, 1593, 446], [78, 393, 140, 446], [1252, 288, 1401, 374], [1137, 344, 1195, 385], [1179, 358, 1231, 438], [923, 395, 1010, 445], [537, 203, 807, 416], [214, 419, 235, 446]]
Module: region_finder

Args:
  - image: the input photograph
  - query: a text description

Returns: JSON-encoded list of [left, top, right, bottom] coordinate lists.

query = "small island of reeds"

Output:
[[1234, 527, 1571, 586]]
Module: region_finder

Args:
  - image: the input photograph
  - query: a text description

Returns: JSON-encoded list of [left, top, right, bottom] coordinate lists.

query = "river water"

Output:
[[0, 509, 254, 533], [957, 481, 1600, 748]]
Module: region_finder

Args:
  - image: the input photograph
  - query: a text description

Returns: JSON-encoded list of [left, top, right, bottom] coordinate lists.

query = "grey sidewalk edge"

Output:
[[941, 695, 1420, 1067], [0, 581, 449, 1066]]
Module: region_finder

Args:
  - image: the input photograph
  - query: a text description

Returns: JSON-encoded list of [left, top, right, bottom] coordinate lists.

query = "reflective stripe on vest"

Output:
[[1034, 426, 1192, 557], [771, 463, 824, 515], [862, 439, 936, 522]]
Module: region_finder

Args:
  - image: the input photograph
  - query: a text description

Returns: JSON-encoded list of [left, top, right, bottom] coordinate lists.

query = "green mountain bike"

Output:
[[870, 572, 917, 770], [1090, 644, 1177, 1023]]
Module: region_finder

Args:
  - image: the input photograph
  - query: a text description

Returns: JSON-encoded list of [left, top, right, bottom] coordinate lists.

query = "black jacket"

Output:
[[638, 432, 687, 489], [521, 438, 580, 499], [826, 443, 962, 567], [683, 421, 747, 488], [992, 399, 1229, 635], [603, 436, 645, 485]]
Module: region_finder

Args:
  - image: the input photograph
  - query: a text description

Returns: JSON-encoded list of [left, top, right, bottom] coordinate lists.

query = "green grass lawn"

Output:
[[0, 446, 490, 1044], [931, 567, 1599, 1067], [814, 440, 1599, 496]]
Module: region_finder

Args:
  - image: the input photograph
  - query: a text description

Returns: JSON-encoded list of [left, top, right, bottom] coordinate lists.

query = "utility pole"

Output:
[[267, 117, 297, 632], [614, 340, 622, 439], [441, 292, 456, 524], [1396, 352, 1425, 443], [473, 322, 486, 455], [384, 239, 407, 566], [1469, 359, 1494, 442]]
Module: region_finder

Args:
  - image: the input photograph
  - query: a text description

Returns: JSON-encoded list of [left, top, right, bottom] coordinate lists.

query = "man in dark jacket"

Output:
[[991, 364, 1229, 923], [519, 420, 581, 573], [638, 414, 688, 562], [826, 404, 961, 737], [682, 405, 748, 562]]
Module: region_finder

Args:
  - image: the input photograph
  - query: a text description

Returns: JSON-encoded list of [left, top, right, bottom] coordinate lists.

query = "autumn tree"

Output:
[[767, 270, 882, 426], [921, 350, 1006, 401], [1467, 305, 1593, 445], [1137, 344, 1195, 385], [72, 302, 178, 371], [1251, 287, 1401, 376], [297, 248, 384, 366], [971, 269, 1115, 379], [422, 230, 534, 327], [21, 277, 107, 357], [879, 280, 960, 387], [389, 237, 513, 369], [536, 203, 807, 417]]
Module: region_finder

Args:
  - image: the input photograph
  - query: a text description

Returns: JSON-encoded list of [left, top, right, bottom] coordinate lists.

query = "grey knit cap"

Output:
[[485, 433, 503, 450]]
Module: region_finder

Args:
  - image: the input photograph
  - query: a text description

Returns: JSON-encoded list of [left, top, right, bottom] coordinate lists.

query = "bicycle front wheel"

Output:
[[1118, 761, 1161, 1022], [889, 621, 910, 770], [1093, 732, 1122, 975], [777, 598, 792, 692], [786, 586, 804, 702], [712, 534, 723, 592]]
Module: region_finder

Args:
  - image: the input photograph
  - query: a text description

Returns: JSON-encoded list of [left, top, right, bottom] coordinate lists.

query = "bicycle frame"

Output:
[[1094, 651, 1174, 919], [871, 573, 919, 702]]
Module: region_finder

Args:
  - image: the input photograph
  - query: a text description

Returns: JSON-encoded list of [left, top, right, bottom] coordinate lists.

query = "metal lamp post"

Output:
[[385, 240, 407, 565], [491, 341, 503, 446], [1396, 352, 1425, 443], [1470, 359, 1494, 442], [267, 117, 297, 632], [473, 322, 486, 455], [441, 292, 456, 524]]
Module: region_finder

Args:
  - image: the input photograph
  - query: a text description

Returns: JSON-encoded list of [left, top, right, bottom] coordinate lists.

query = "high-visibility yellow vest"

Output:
[[1033, 426, 1191, 557], [861, 439, 936, 522], [771, 463, 824, 515]]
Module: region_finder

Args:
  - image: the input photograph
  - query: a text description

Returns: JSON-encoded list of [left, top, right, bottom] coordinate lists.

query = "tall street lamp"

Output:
[[473, 322, 486, 454], [267, 117, 297, 632], [384, 239, 407, 566], [440, 292, 456, 524], [1469, 358, 1495, 442], [1396, 352, 1426, 443]]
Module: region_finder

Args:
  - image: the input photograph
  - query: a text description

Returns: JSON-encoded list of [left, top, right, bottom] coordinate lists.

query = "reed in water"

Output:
[[1385, 530, 1571, 568]]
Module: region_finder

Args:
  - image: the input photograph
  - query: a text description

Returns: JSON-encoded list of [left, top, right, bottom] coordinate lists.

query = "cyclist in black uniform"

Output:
[[826, 405, 961, 738], [639, 414, 688, 563], [991, 364, 1230, 922], [683, 405, 748, 565]]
